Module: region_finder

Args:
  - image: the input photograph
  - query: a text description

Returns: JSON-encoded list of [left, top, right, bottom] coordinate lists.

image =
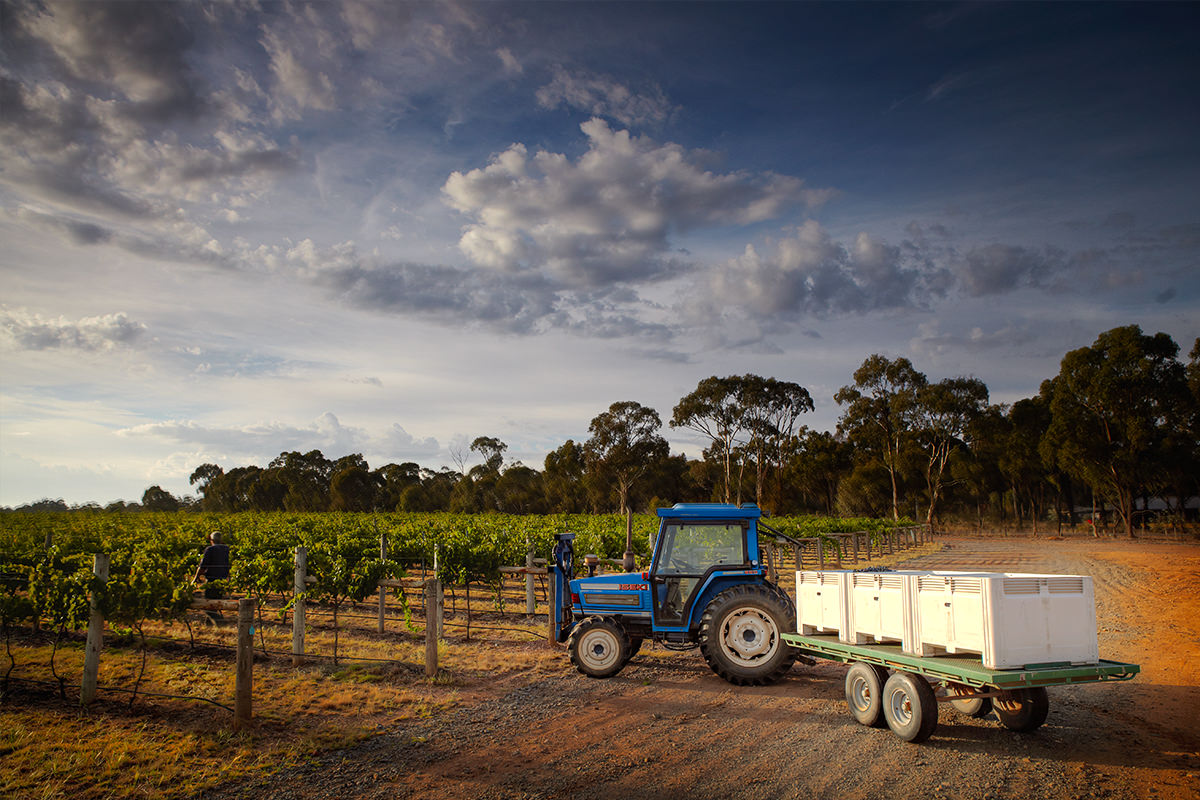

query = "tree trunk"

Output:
[[888, 464, 900, 520]]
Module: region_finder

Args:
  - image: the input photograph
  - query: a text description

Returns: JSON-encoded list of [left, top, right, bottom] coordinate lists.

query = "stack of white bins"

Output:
[[795, 569, 1099, 669]]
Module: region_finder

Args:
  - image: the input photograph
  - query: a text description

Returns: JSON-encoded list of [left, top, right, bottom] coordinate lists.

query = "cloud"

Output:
[[910, 320, 1042, 358], [0, 4, 300, 225], [18, 0, 204, 120], [443, 118, 829, 287], [496, 48, 522, 75], [118, 413, 441, 465], [925, 71, 975, 102], [698, 220, 925, 317], [955, 243, 1063, 296], [0, 308, 147, 352], [9, 207, 114, 245], [173, 346, 298, 378], [536, 67, 677, 128]]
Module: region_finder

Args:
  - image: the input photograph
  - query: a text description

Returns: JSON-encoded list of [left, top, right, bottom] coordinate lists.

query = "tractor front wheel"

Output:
[[699, 584, 796, 686], [567, 616, 630, 679]]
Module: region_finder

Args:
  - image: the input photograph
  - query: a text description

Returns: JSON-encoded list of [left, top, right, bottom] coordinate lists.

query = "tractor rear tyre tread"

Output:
[[698, 583, 797, 686]]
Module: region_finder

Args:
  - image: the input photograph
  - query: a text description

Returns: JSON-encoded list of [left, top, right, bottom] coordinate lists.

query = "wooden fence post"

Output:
[[816, 537, 825, 569], [292, 546, 306, 667], [80, 553, 109, 706], [378, 530, 388, 634], [850, 532, 859, 563], [235, 598, 254, 729], [424, 578, 439, 677]]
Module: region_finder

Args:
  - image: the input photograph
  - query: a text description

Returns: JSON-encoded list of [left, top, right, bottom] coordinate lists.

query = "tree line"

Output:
[[11, 326, 1198, 536]]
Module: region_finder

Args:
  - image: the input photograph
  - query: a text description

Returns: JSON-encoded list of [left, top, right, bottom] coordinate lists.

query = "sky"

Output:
[[1, 1, 1197, 507]]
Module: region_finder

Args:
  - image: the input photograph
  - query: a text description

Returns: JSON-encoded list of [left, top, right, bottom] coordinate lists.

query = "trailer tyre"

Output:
[[568, 616, 630, 679], [993, 687, 1049, 732], [882, 671, 939, 743], [845, 662, 890, 727], [698, 584, 796, 686]]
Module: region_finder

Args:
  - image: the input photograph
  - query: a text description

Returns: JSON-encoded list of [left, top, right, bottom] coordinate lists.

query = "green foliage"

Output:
[[0, 510, 910, 623], [28, 548, 91, 634], [1042, 325, 1191, 536]]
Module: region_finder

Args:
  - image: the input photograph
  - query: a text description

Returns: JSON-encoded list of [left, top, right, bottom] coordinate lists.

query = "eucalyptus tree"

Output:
[[739, 375, 814, 509], [1041, 325, 1188, 537], [470, 436, 507, 473], [584, 401, 669, 514], [913, 376, 989, 527], [330, 462, 378, 511], [141, 485, 180, 512], [1000, 397, 1052, 529], [835, 356, 928, 520], [672, 376, 746, 503], [270, 450, 333, 511], [543, 440, 587, 512], [785, 428, 851, 515]]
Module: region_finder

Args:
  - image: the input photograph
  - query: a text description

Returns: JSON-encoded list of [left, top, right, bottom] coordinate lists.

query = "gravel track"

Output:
[[203, 537, 1200, 800]]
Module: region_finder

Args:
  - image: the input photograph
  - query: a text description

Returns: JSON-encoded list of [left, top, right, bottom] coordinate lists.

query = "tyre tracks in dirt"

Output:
[[205, 536, 1200, 800]]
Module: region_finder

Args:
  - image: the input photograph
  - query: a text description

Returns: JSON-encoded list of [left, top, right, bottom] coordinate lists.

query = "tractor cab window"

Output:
[[657, 523, 747, 575], [653, 522, 747, 625]]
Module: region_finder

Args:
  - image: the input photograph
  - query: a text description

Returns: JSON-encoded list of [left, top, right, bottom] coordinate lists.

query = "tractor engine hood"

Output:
[[570, 571, 652, 614]]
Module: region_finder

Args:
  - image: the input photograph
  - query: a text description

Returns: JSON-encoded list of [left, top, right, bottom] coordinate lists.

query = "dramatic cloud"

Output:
[[18, 0, 203, 120], [536, 68, 677, 128], [955, 243, 1063, 296], [699, 221, 925, 317], [0, 309, 146, 352], [0, 2, 300, 223], [443, 118, 831, 286]]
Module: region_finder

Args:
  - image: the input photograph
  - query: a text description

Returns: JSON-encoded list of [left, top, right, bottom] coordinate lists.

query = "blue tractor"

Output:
[[550, 503, 801, 685]]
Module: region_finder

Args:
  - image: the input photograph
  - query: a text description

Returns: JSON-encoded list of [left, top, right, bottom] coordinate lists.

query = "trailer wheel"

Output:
[[882, 672, 939, 743], [568, 616, 630, 679], [698, 584, 796, 686], [993, 687, 1049, 732], [947, 684, 993, 718], [845, 662, 890, 727]]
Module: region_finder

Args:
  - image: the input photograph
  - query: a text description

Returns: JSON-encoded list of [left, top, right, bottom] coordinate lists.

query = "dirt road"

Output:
[[208, 537, 1200, 800]]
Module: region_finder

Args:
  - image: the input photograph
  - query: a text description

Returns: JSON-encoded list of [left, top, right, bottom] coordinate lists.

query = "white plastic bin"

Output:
[[795, 570, 853, 640], [847, 571, 916, 647], [911, 572, 1099, 668]]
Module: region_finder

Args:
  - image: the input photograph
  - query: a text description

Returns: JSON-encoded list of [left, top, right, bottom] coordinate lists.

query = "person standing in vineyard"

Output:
[[194, 531, 231, 622]]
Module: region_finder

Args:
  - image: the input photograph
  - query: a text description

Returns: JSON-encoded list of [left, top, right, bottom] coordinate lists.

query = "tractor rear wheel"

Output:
[[568, 616, 630, 679], [699, 584, 796, 686]]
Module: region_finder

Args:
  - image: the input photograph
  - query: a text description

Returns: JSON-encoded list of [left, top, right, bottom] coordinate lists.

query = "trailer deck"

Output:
[[783, 632, 1140, 688], [781, 631, 1140, 742]]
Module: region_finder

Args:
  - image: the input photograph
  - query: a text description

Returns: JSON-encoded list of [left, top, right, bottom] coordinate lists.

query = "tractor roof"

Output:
[[655, 503, 762, 520]]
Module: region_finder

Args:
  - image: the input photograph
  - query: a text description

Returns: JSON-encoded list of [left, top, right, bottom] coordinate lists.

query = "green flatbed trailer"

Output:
[[781, 632, 1140, 743]]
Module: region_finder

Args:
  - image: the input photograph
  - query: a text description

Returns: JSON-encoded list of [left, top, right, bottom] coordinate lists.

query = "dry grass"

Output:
[[0, 581, 557, 800], [1, 553, 940, 800]]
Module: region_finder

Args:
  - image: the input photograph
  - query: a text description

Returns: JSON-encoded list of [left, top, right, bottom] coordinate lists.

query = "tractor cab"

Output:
[[648, 504, 763, 631]]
